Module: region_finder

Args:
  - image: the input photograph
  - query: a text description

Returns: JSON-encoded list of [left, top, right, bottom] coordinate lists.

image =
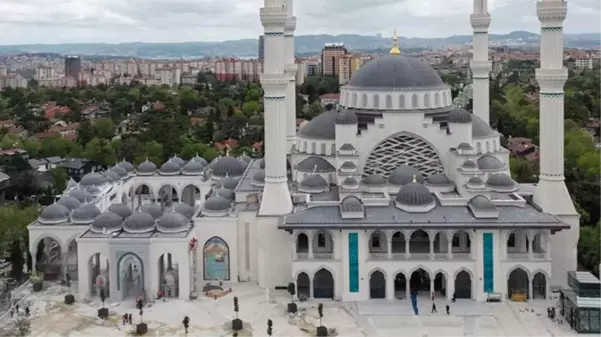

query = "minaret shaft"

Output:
[[284, 0, 297, 153], [470, 0, 491, 125]]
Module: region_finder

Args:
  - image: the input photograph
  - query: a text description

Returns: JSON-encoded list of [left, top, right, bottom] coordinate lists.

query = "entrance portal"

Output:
[[394, 273, 407, 299], [369, 270, 386, 299], [454, 270, 472, 299], [118, 253, 144, 300], [313, 269, 334, 299], [410, 269, 430, 296]]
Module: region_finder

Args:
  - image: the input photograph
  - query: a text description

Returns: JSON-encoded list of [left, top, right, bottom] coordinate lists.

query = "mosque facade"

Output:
[[28, 0, 578, 303]]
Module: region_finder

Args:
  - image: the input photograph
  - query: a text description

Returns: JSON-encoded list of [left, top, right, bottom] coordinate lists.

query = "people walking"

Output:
[[431, 302, 437, 313], [446, 304, 450, 315]]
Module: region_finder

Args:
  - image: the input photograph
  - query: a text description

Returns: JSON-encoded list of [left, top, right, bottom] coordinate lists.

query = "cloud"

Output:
[[0, 0, 597, 44]]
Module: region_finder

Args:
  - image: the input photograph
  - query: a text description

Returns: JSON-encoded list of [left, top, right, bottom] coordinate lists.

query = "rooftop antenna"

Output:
[[389, 28, 401, 55]]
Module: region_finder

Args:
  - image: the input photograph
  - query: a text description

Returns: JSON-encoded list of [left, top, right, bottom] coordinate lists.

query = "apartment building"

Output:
[[338, 54, 364, 85], [321, 43, 347, 76], [215, 59, 263, 82]]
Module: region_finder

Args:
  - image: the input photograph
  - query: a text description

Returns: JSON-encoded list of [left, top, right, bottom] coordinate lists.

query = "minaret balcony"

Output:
[[535, 68, 568, 92], [284, 64, 298, 74], [260, 74, 289, 93], [470, 13, 491, 32], [284, 16, 297, 32], [536, 1, 567, 26], [260, 7, 287, 29], [470, 60, 492, 76]]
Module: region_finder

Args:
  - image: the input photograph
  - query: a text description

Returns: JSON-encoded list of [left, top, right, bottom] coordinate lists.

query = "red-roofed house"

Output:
[[319, 93, 340, 107]]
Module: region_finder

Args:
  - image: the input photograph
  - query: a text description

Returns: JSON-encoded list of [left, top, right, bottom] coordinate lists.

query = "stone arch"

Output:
[[133, 183, 155, 211], [373, 94, 380, 108], [89, 252, 110, 297], [506, 264, 532, 279], [363, 132, 445, 178], [432, 269, 449, 297], [312, 266, 335, 299], [454, 268, 473, 299], [369, 268, 387, 299], [312, 230, 334, 255], [393, 270, 407, 299], [399, 94, 405, 108], [203, 236, 230, 281], [180, 184, 202, 208], [32, 233, 64, 279], [385, 94, 392, 109], [453, 267, 474, 280], [116, 252, 145, 299], [65, 237, 79, 281], [409, 265, 432, 279], [31, 233, 63, 255], [362, 93, 368, 108], [368, 230, 387, 253], [409, 229, 430, 255], [411, 94, 418, 108], [295, 270, 311, 299], [296, 232, 310, 254], [532, 271, 548, 299], [391, 231, 406, 254], [434, 92, 440, 106], [352, 93, 357, 106], [409, 265, 431, 295], [158, 252, 180, 298], [423, 93, 430, 107], [507, 265, 530, 300]]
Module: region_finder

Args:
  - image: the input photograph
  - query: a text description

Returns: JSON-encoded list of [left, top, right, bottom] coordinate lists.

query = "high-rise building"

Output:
[[321, 43, 347, 76], [65, 56, 82, 78], [338, 54, 363, 85], [258, 35, 265, 60]]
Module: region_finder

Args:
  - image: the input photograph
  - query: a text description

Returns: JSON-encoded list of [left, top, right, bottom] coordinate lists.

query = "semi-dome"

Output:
[[137, 160, 157, 175], [396, 182, 434, 206], [182, 160, 204, 175], [342, 177, 359, 188], [362, 174, 387, 186], [425, 173, 453, 187], [190, 155, 208, 166], [239, 154, 252, 165], [216, 187, 234, 200], [211, 156, 246, 177], [251, 170, 265, 187], [477, 155, 503, 171], [457, 142, 473, 151], [485, 173, 517, 189], [335, 109, 358, 125], [472, 114, 496, 138], [90, 211, 123, 233], [203, 195, 231, 212], [170, 155, 185, 167], [296, 157, 335, 172], [461, 159, 478, 169], [174, 202, 195, 219], [105, 170, 122, 183], [108, 203, 132, 219], [222, 176, 240, 190], [340, 196, 364, 213], [339, 143, 355, 151], [141, 204, 163, 219], [124, 211, 155, 233], [79, 172, 106, 187], [347, 54, 445, 89], [118, 160, 135, 173], [340, 161, 357, 170], [57, 196, 81, 211], [300, 174, 328, 189], [297, 109, 337, 140], [157, 211, 189, 233], [467, 176, 485, 186], [448, 107, 472, 123], [469, 195, 496, 210], [159, 159, 181, 176], [69, 189, 93, 203], [39, 203, 70, 224], [71, 203, 101, 224], [388, 165, 424, 185], [110, 165, 128, 179]]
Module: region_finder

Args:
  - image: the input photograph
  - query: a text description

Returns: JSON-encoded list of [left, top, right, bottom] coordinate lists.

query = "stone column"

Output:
[[308, 233, 314, 259], [447, 239, 453, 259], [429, 236, 435, 260], [404, 239, 410, 259], [386, 237, 392, 260]]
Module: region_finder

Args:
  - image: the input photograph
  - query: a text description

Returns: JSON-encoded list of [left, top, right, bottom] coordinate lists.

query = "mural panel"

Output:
[[203, 237, 230, 281]]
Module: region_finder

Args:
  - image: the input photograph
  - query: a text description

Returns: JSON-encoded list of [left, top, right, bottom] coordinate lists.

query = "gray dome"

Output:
[[216, 187, 234, 200], [388, 165, 424, 185], [137, 160, 157, 175], [335, 109, 358, 125], [105, 170, 121, 183], [300, 174, 328, 189], [472, 114, 496, 138], [448, 107, 472, 123], [39, 203, 70, 224], [108, 203, 132, 219], [79, 172, 106, 187], [222, 176, 240, 190], [203, 195, 231, 212], [469, 195, 496, 210], [396, 182, 434, 206], [462, 159, 478, 169], [141, 204, 163, 219], [340, 196, 364, 212], [110, 166, 128, 179], [339, 143, 355, 151], [174, 202, 195, 219], [348, 55, 445, 89], [296, 156, 335, 172], [157, 211, 189, 232], [340, 161, 357, 170], [170, 155, 185, 167], [69, 189, 93, 203], [298, 109, 337, 140], [57, 196, 81, 210], [259, 158, 265, 169], [91, 211, 123, 233], [477, 155, 503, 171], [362, 174, 387, 186], [191, 155, 208, 166], [485, 173, 517, 189], [342, 177, 359, 187], [426, 173, 453, 186], [211, 156, 245, 177], [457, 142, 473, 150], [159, 160, 181, 175], [252, 170, 265, 184], [71, 203, 101, 224], [468, 176, 484, 185], [182, 160, 204, 175], [239, 154, 252, 165], [118, 160, 134, 173], [124, 211, 155, 232]]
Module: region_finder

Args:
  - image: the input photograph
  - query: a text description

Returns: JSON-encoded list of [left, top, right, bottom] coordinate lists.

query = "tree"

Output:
[[241, 101, 261, 117], [84, 137, 116, 166], [91, 118, 116, 140], [0, 205, 39, 280], [50, 167, 68, 193]]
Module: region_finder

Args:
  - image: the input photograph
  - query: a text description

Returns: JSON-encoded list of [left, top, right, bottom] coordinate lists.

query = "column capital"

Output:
[[537, 0, 567, 27], [470, 13, 491, 32], [535, 68, 568, 93]]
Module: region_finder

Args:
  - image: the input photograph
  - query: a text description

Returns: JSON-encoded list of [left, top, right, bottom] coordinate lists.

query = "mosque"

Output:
[[28, 0, 579, 303]]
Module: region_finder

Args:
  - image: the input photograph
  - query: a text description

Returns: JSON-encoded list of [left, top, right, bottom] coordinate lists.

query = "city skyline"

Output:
[[0, 0, 598, 45]]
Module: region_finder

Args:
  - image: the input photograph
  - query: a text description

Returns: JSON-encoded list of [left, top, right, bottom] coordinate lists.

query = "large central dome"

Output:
[[347, 55, 445, 89]]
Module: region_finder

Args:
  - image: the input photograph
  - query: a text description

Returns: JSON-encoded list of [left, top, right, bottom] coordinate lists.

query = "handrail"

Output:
[[0, 278, 31, 327]]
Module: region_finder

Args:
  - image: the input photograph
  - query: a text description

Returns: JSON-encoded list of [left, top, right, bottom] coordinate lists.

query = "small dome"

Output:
[[296, 157, 335, 172], [362, 174, 387, 186], [472, 114, 496, 138], [340, 196, 364, 213], [79, 172, 106, 187], [388, 165, 424, 185], [141, 204, 163, 219], [203, 195, 231, 212], [335, 109, 358, 125], [105, 170, 121, 183], [170, 155, 185, 167], [108, 203, 132, 219], [339, 143, 355, 151], [39, 203, 70, 224], [137, 160, 157, 175], [118, 160, 135, 173], [157, 211, 189, 233], [485, 173, 517, 189], [239, 154, 252, 165], [110, 165, 128, 179], [174, 202, 195, 219], [159, 159, 181, 175], [300, 174, 328, 189], [124, 212, 155, 233], [477, 155, 504, 171], [298, 109, 337, 140], [340, 161, 357, 170], [57, 196, 81, 211], [252, 170, 265, 185], [396, 182, 434, 206], [425, 173, 453, 187], [69, 189, 93, 203], [462, 159, 478, 169], [342, 177, 359, 188], [469, 195, 496, 210], [456, 142, 473, 150], [182, 160, 204, 175], [468, 176, 484, 185], [71, 204, 101, 224], [448, 107, 472, 123], [216, 187, 234, 200], [211, 156, 246, 177], [222, 176, 240, 190], [87, 186, 101, 194], [191, 155, 208, 166], [90, 211, 123, 233]]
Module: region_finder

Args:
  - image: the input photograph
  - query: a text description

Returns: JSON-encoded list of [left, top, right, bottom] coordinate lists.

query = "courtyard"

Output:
[[0, 283, 578, 336]]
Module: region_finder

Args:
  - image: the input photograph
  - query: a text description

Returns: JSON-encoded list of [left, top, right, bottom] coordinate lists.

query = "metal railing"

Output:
[[0, 279, 30, 328]]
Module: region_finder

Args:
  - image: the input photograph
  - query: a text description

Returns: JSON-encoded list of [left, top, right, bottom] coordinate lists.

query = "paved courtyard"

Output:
[[0, 283, 577, 336]]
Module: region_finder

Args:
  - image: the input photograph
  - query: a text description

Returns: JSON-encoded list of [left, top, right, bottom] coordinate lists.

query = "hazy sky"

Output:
[[0, 0, 598, 45]]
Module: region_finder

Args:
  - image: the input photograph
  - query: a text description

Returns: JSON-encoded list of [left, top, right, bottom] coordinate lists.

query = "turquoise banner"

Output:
[[483, 232, 494, 293], [348, 233, 359, 293]]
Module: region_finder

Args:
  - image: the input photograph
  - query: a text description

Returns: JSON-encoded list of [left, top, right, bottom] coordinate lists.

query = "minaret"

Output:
[[283, 0, 297, 154], [470, 0, 491, 125], [259, 0, 293, 215], [534, 0, 578, 287]]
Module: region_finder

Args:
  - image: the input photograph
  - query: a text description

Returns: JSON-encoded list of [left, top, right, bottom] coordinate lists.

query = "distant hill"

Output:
[[0, 31, 597, 58]]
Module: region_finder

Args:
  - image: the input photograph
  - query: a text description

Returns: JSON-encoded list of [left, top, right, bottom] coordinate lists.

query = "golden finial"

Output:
[[390, 28, 401, 55], [412, 173, 417, 183]]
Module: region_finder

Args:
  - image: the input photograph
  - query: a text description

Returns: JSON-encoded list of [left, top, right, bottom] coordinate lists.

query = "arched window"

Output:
[[476, 143, 482, 154], [331, 144, 336, 154], [434, 93, 440, 106], [373, 94, 380, 108], [362, 94, 368, 108], [399, 95, 405, 108], [386, 95, 392, 109], [311, 143, 316, 153], [442, 92, 448, 105], [320, 143, 326, 154], [423, 93, 430, 108], [411, 94, 418, 108], [352, 93, 358, 106]]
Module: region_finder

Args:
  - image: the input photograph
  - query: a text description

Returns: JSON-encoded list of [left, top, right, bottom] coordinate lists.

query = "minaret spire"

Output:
[[389, 29, 401, 55], [470, 0, 491, 125]]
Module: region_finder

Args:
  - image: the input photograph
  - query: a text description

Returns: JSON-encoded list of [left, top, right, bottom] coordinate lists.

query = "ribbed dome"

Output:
[[79, 172, 106, 187], [141, 204, 163, 219], [448, 107, 472, 123], [462, 159, 478, 169], [300, 174, 328, 188], [388, 165, 424, 185], [469, 195, 496, 210], [191, 155, 208, 166], [468, 176, 484, 186], [340, 196, 364, 212], [396, 182, 434, 206], [362, 174, 387, 186], [124, 211, 155, 233], [182, 160, 204, 175], [296, 157, 335, 172], [39, 203, 70, 224], [69, 189, 93, 203], [222, 176, 240, 190], [348, 55, 445, 89], [110, 166, 128, 179], [477, 155, 504, 171], [57, 196, 81, 211], [298, 109, 337, 140], [485, 173, 517, 189], [425, 173, 453, 187], [203, 195, 231, 212], [174, 202, 195, 218], [211, 156, 246, 177], [216, 187, 234, 200], [105, 170, 122, 183], [71, 203, 101, 224], [90, 211, 123, 233], [137, 160, 157, 175], [157, 211, 189, 233], [108, 203, 132, 219], [335, 109, 358, 125], [118, 160, 135, 173], [159, 159, 181, 175], [170, 155, 185, 167]]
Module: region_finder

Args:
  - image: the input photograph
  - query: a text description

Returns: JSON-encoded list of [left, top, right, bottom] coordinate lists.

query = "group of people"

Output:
[[9, 302, 30, 318], [122, 313, 134, 325], [430, 292, 452, 315]]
